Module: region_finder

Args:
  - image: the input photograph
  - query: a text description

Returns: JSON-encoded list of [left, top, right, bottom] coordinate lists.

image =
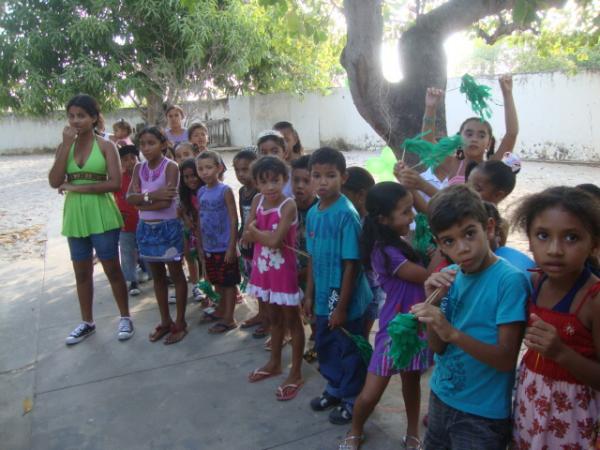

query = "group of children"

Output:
[[54, 81, 599, 450]]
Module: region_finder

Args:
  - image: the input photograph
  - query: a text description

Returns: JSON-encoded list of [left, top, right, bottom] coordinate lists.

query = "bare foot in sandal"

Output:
[[208, 322, 237, 334], [338, 434, 364, 450], [164, 322, 187, 345], [149, 323, 172, 342]]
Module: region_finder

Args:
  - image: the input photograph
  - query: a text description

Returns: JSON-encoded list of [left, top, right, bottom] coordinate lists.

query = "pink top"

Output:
[[139, 158, 179, 221], [448, 159, 465, 186], [247, 196, 303, 306]]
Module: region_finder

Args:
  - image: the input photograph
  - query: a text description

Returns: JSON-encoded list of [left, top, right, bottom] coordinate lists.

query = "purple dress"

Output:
[[368, 244, 432, 376]]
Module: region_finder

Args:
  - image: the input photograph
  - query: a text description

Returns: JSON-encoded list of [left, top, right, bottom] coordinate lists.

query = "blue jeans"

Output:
[[315, 315, 367, 408], [424, 392, 511, 450], [67, 228, 120, 262], [119, 231, 138, 283]]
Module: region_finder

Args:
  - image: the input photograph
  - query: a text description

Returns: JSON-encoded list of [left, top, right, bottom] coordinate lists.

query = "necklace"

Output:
[[141, 158, 167, 182]]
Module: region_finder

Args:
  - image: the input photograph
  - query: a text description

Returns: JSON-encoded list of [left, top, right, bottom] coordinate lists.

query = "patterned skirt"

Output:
[[512, 363, 600, 449]]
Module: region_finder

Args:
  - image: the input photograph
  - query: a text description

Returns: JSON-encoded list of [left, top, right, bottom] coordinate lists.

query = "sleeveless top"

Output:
[[522, 268, 600, 384], [448, 159, 465, 185], [138, 158, 178, 221], [197, 182, 231, 253], [62, 139, 123, 238]]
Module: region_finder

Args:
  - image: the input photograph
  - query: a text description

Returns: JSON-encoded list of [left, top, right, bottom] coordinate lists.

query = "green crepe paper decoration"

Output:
[[460, 74, 492, 120], [239, 258, 248, 293], [387, 313, 428, 369], [197, 279, 220, 303], [365, 146, 397, 182], [412, 212, 434, 263], [341, 327, 373, 365], [403, 133, 464, 170]]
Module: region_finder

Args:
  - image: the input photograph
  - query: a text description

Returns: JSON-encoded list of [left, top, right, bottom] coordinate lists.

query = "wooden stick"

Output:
[[284, 244, 310, 259], [424, 287, 442, 305]]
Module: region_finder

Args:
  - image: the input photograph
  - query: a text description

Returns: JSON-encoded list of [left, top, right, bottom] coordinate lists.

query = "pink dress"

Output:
[[247, 196, 302, 306]]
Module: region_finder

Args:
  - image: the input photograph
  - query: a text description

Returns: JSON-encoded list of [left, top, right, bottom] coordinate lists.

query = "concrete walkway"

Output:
[[1, 198, 428, 450]]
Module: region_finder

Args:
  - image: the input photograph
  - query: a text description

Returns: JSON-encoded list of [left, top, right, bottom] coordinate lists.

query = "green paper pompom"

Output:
[[403, 133, 463, 170], [340, 327, 373, 365], [387, 313, 428, 369], [460, 74, 492, 120], [197, 279, 220, 303], [365, 146, 397, 182], [412, 213, 434, 262]]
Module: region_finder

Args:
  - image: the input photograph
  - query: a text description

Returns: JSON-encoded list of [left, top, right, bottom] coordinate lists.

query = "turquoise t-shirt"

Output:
[[306, 194, 372, 320], [430, 258, 529, 419], [495, 246, 536, 273]]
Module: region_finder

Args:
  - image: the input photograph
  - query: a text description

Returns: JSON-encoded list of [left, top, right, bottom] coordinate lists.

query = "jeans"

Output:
[[67, 228, 120, 262], [119, 231, 138, 283]]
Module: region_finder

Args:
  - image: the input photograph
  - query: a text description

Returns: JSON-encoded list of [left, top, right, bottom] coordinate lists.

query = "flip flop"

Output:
[[248, 368, 282, 383], [240, 319, 262, 329], [275, 382, 304, 401], [164, 323, 187, 345], [338, 435, 364, 450], [149, 324, 172, 342], [199, 311, 222, 324], [252, 325, 269, 339], [208, 322, 237, 334]]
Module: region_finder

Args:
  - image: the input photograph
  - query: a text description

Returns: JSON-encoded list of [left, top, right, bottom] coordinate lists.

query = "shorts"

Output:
[[67, 228, 120, 262], [424, 392, 511, 450], [136, 219, 184, 263], [204, 252, 241, 287]]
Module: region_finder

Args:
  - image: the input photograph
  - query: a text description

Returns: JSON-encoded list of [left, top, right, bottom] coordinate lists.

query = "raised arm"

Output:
[[49, 126, 77, 188], [421, 87, 445, 143], [493, 74, 519, 160]]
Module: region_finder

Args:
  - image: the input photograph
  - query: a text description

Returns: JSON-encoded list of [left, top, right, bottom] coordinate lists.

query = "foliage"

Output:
[[0, 0, 343, 116]]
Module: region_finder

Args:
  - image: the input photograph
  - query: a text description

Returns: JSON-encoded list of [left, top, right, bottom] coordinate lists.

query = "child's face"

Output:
[[196, 158, 221, 185], [182, 167, 201, 191], [311, 163, 346, 203], [166, 109, 183, 128], [379, 194, 415, 236], [256, 172, 286, 202], [175, 146, 195, 164], [120, 153, 138, 173], [259, 139, 289, 162], [280, 128, 297, 156], [435, 217, 495, 273], [292, 168, 314, 205], [139, 133, 165, 162], [528, 207, 598, 280], [234, 158, 253, 187], [67, 106, 96, 134], [468, 168, 505, 204], [461, 120, 491, 162], [114, 127, 129, 140], [190, 128, 208, 149]]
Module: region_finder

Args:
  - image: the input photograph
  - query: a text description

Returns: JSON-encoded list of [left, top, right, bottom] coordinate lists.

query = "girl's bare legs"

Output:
[[99, 257, 130, 317], [72, 259, 94, 322], [281, 305, 305, 386], [167, 261, 188, 328], [400, 371, 422, 439], [185, 253, 199, 285], [149, 262, 173, 327], [256, 304, 283, 374], [347, 374, 391, 439], [220, 285, 236, 326]]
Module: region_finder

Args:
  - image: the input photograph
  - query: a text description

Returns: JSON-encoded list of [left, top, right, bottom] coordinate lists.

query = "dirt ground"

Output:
[[0, 152, 598, 261]]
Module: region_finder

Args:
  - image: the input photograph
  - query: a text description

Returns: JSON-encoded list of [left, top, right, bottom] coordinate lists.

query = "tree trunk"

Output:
[[144, 91, 165, 127], [341, 0, 566, 165]]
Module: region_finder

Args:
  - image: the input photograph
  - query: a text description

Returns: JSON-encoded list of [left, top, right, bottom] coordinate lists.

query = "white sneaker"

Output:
[[65, 322, 96, 345], [192, 285, 205, 302], [117, 317, 135, 341]]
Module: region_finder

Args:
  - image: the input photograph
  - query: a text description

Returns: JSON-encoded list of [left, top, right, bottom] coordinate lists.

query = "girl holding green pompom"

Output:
[[338, 182, 437, 450], [420, 74, 518, 187]]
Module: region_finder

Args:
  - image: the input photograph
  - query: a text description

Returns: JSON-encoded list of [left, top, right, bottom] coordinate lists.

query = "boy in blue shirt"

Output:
[[411, 185, 529, 450], [303, 147, 372, 425]]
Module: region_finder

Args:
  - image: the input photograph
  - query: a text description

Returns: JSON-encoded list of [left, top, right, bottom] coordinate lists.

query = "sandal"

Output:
[[240, 317, 262, 329], [402, 435, 423, 450], [338, 435, 364, 450], [199, 311, 222, 324], [275, 382, 304, 401], [208, 322, 237, 334], [164, 322, 187, 345], [252, 325, 269, 339], [149, 324, 172, 342], [248, 368, 282, 383]]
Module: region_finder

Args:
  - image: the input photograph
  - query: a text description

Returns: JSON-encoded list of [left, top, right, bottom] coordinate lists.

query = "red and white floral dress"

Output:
[[512, 271, 600, 450]]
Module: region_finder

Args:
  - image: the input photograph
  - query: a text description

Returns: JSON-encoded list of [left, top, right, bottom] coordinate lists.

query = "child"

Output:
[[244, 156, 305, 401], [111, 119, 134, 147], [411, 184, 529, 450], [339, 182, 434, 450], [188, 122, 209, 154], [257, 130, 293, 197], [466, 159, 517, 205], [196, 151, 240, 333], [115, 145, 142, 296], [127, 127, 188, 344], [178, 158, 204, 301], [511, 186, 600, 449], [421, 75, 518, 185], [233, 149, 264, 331], [342, 167, 383, 338], [273, 121, 303, 160], [291, 155, 318, 359], [174, 142, 196, 165], [304, 147, 373, 425], [164, 105, 188, 145]]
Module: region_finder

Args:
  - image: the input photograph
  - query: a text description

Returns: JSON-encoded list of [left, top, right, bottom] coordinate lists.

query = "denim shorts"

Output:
[[67, 228, 121, 262], [136, 219, 184, 263], [424, 392, 511, 450]]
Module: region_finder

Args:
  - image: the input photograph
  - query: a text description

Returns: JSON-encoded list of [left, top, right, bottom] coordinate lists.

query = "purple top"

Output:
[[197, 182, 232, 253], [371, 244, 425, 329], [139, 158, 179, 221], [165, 128, 188, 145]]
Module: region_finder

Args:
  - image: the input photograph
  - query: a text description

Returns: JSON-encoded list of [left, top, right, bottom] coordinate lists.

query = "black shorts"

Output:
[[204, 252, 241, 287]]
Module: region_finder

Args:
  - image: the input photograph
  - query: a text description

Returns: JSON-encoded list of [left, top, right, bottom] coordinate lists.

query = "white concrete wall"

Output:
[[2, 72, 599, 161]]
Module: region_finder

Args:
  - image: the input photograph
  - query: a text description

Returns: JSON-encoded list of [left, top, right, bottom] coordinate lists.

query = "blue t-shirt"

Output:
[[306, 195, 372, 320], [197, 182, 232, 253], [495, 246, 536, 273], [430, 258, 529, 419]]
